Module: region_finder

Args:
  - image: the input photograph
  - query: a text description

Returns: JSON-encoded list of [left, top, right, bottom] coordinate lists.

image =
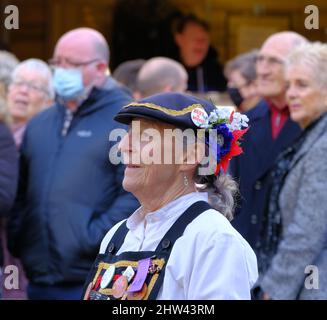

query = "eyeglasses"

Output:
[[10, 80, 49, 95], [48, 58, 100, 68], [256, 55, 284, 66]]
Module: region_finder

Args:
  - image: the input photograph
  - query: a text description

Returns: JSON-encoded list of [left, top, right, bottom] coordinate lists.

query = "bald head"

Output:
[[55, 28, 109, 62], [52, 28, 110, 91], [261, 31, 308, 58], [256, 31, 308, 107], [136, 57, 188, 98]]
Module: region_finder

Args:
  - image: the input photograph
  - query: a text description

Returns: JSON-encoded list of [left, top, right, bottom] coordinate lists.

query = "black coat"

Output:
[[229, 100, 301, 250], [0, 122, 18, 266], [185, 46, 227, 93], [0, 122, 18, 216], [7, 85, 139, 285]]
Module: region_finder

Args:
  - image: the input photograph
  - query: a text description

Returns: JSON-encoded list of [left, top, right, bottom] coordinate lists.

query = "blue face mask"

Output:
[[53, 68, 85, 101]]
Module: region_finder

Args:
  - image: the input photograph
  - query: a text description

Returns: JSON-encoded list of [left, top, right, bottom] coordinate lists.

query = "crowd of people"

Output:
[[0, 13, 326, 300]]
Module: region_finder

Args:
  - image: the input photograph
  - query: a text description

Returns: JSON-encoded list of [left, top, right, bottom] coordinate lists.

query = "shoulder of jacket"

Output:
[[246, 100, 269, 122]]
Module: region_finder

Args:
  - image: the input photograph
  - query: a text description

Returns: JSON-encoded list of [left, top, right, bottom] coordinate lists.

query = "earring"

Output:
[[183, 175, 189, 187]]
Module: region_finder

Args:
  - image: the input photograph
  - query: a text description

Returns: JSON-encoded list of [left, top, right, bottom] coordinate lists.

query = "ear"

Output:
[[96, 61, 108, 74]]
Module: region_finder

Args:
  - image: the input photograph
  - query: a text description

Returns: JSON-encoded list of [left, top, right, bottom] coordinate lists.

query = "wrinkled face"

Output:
[[118, 119, 188, 197], [286, 64, 327, 129], [7, 67, 51, 123], [256, 41, 286, 100], [175, 23, 210, 67]]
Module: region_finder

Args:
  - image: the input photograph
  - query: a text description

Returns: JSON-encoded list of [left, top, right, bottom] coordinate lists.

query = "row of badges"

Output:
[[85, 258, 162, 300]]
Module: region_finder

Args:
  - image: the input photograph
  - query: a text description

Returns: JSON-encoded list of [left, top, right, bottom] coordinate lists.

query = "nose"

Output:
[[286, 84, 297, 101]]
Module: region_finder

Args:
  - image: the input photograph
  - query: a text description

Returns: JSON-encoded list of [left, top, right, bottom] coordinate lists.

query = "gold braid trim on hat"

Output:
[[124, 102, 204, 116]]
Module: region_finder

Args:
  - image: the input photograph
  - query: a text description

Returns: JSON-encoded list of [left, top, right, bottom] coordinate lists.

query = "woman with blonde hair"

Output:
[[255, 42, 327, 299]]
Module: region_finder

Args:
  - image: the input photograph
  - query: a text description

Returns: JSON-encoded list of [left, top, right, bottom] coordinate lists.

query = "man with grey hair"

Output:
[[134, 57, 188, 99], [7, 58, 54, 146], [112, 59, 146, 93], [7, 28, 138, 299], [229, 32, 308, 255]]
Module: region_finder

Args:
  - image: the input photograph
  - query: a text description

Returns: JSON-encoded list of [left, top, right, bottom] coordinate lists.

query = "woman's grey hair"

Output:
[[195, 172, 238, 221], [285, 42, 327, 89], [0, 50, 19, 89], [177, 130, 238, 221], [224, 49, 258, 83], [11, 58, 55, 99], [112, 59, 146, 91]]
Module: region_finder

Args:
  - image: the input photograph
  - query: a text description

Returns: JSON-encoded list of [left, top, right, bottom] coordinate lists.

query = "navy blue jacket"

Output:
[[229, 100, 301, 250], [7, 85, 139, 285]]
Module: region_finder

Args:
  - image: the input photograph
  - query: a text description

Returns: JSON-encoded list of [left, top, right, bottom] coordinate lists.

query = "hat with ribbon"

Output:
[[114, 92, 249, 174]]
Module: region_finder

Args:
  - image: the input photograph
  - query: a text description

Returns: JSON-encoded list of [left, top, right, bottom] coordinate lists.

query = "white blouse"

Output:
[[100, 192, 258, 300]]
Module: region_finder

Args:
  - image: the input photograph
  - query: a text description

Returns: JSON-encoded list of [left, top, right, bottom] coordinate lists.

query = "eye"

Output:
[[297, 81, 309, 88]]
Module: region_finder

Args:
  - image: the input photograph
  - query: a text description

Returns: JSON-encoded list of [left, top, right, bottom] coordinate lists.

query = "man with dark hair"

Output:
[[172, 14, 227, 93]]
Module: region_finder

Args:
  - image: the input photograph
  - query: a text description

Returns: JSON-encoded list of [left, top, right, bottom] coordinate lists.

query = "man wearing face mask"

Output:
[[7, 28, 139, 300], [224, 50, 261, 112]]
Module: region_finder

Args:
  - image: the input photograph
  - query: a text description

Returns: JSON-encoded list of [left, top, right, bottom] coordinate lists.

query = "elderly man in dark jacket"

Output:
[[229, 32, 307, 252], [7, 28, 139, 300], [0, 119, 18, 297]]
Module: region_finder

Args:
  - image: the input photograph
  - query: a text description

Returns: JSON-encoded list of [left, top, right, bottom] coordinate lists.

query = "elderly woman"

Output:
[[255, 42, 327, 300], [83, 92, 258, 300], [224, 50, 260, 112], [7, 58, 54, 147]]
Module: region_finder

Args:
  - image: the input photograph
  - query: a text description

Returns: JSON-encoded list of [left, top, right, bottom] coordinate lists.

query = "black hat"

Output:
[[114, 92, 216, 129]]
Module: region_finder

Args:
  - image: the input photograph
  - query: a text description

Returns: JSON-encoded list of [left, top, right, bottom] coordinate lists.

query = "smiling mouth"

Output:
[[290, 104, 301, 109], [14, 100, 28, 107]]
